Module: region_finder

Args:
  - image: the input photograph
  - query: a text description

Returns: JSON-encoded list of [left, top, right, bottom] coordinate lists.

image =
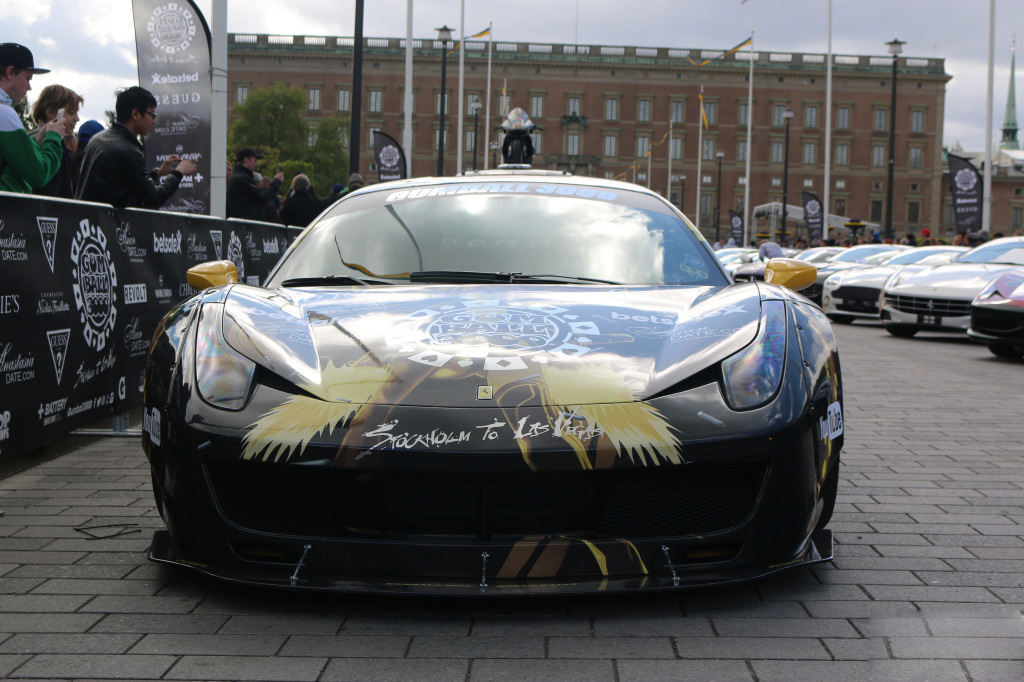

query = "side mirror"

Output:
[[187, 260, 239, 290], [764, 258, 817, 292]]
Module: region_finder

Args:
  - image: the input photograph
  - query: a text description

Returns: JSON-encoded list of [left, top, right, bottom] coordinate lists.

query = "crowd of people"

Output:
[[1, 42, 361, 227], [711, 225, 1024, 255]]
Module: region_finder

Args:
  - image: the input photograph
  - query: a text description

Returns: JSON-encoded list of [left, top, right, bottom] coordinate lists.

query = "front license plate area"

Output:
[[917, 314, 941, 326]]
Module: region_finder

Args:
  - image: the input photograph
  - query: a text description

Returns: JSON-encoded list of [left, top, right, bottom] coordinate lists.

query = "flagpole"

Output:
[[483, 23, 493, 169], [696, 85, 704, 230], [743, 31, 754, 247], [456, 0, 466, 174], [823, 3, 833, 243], [403, 0, 413, 177], [983, 0, 994, 234], [210, 0, 227, 217], [666, 119, 673, 199]]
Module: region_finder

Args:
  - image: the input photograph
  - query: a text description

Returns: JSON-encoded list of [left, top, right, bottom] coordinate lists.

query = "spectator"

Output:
[[919, 228, 934, 246], [75, 86, 195, 208], [69, 119, 102, 192], [329, 182, 345, 203], [226, 147, 282, 220], [280, 173, 331, 227], [758, 238, 784, 260], [0, 42, 65, 194], [258, 174, 282, 222], [711, 237, 725, 251], [28, 84, 83, 198], [345, 172, 364, 193]]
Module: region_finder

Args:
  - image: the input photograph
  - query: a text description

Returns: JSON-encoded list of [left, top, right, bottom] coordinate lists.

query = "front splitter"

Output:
[[148, 528, 833, 596]]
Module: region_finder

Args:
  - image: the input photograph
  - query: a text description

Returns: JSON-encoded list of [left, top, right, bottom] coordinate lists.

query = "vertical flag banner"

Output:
[[947, 154, 983, 234], [373, 131, 408, 182], [728, 210, 744, 244], [802, 191, 824, 243], [132, 0, 213, 214]]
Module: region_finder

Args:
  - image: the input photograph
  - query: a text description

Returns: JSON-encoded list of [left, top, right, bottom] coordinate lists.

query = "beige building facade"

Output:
[[228, 33, 958, 240]]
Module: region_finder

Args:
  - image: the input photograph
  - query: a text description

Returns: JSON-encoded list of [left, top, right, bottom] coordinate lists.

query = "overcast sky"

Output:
[[6, 0, 1021, 152]]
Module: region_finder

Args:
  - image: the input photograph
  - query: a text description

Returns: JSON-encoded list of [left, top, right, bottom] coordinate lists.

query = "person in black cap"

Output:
[[0, 42, 66, 193], [226, 146, 283, 220], [75, 86, 196, 208]]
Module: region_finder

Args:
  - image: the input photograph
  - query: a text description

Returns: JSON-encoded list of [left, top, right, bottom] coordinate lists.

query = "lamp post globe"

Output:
[[435, 25, 453, 177], [884, 38, 905, 242]]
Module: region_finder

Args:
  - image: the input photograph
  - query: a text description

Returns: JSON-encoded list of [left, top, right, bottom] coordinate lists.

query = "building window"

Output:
[[803, 142, 817, 165], [911, 110, 925, 133], [836, 179, 846, 189], [771, 140, 784, 163], [700, 193, 713, 223], [671, 100, 683, 124], [1012, 206, 1023, 229], [945, 203, 955, 225], [737, 139, 747, 162], [499, 95, 510, 116], [835, 143, 849, 166], [872, 145, 886, 167], [837, 106, 850, 130], [435, 92, 450, 115], [308, 87, 321, 111], [771, 177, 782, 187], [637, 135, 650, 158], [834, 198, 846, 215], [870, 200, 883, 222], [739, 102, 749, 126], [637, 172, 647, 182], [908, 201, 920, 224], [236, 85, 248, 105], [369, 90, 382, 113], [603, 135, 617, 157], [909, 147, 923, 169], [773, 105, 787, 127], [465, 130, 476, 152], [738, 176, 746, 185], [308, 129, 318, 147], [567, 133, 580, 155], [533, 132, 543, 154], [530, 95, 544, 117], [910, 182, 919, 191], [671, 137, 682, 159], [605, 98, 619, 121], [638, 99, 651, 123], [873, 108, 888, 131], [702, 138, 715, 161], [704, 101, 717, 126], [803, 179, 814, 188], [337, 89, 350, 112], [805, 105, 818, 128], [702, 175, 712, 185], [368, 128, 379, 151], [434, 129, 447, 151], [568, 96, 582, 115]]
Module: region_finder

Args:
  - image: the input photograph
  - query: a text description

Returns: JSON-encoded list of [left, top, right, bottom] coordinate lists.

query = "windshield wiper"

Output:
[[408, 271, 621, 285], [281, 275, 393, 287]]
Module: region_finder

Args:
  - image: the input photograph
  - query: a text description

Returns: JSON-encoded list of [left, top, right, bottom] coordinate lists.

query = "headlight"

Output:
[[721, 300, 787, 410], [195, 304, 256, 410], [824, 272, 844, 289]]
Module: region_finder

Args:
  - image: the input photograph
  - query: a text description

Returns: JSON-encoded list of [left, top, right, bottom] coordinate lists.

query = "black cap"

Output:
[[0, 43, 50, 74], [236, 147, 262, 162]]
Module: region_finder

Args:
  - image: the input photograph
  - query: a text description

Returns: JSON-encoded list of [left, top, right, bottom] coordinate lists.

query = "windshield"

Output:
[[957, 239, 1024, 265], [831, 245, 903, 264], [795, 248, 842, 263], [267, 183, 729, 287], [886, 248, 963, 266]]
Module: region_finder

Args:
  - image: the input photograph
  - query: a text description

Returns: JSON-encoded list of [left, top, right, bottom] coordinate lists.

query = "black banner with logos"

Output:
[[373, 131, 408, 182], [728, 210, 743, 245], [802, 191, 824, 243], [947, 154, 983, 234], [0, 192, 297, 463], [132, 0, 212, 214]]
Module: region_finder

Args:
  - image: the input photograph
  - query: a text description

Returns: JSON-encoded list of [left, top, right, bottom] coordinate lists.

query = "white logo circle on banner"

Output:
[[148, 3, 197, 55]]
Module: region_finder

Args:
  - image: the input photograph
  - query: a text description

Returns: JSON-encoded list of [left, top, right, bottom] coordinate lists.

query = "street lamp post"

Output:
[[781, 107, 794, 241], [469, 96, 482, 171], [715, 149, 725, 241], [436, 25, 453, 177], [884, 38, 905, 242], [679, 174, 686, 212]]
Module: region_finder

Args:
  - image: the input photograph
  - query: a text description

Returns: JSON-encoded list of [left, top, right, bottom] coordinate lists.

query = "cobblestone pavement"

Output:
[[1, 322, 1022, 681]]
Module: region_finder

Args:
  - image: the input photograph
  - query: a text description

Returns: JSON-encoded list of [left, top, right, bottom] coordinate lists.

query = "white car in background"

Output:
[[822, 246, 968, 323], [879, 237, 1024, 337], [803, 244, 911, 306]]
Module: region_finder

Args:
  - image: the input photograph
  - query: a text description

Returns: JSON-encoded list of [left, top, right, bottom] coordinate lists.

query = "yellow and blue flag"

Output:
[[688, 36, 753, 66]]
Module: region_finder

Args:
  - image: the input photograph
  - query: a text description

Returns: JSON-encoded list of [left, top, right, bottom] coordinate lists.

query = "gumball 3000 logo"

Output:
[[227, 232, 245, 282], [147, 3, 196, 55], [71, 220, 118, 351]]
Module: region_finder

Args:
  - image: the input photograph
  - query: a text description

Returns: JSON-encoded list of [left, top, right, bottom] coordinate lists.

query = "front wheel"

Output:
[[988, 344, 1024, 359], [885, 325, 918, 338], [828, 314, 854, 325], [815, 460, 840, 531]]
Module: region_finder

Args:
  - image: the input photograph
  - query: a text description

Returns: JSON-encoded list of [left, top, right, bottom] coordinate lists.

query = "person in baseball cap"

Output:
[[0, 43, 66, 193], [235, 146, 262, 163]]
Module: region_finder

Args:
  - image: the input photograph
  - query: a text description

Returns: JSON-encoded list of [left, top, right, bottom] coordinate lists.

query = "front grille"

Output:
[[803, 283, 823, 304], [972, 307, 1024, 339], [888, 294, 971, 317], [832, 285, 879, 302], [206, 460, 768, 541]]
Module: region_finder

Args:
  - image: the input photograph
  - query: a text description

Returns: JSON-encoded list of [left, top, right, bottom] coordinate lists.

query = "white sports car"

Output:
[[878, 237, 1024, 337], [822, 246, 968, 323]]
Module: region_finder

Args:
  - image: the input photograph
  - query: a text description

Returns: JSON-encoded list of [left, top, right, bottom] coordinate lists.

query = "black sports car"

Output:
[[143, 171, 843, 595]]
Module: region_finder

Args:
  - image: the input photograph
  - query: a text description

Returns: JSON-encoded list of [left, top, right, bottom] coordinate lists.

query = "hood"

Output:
[[219, 283, 763, 408], [883, 263, 1022, 299]]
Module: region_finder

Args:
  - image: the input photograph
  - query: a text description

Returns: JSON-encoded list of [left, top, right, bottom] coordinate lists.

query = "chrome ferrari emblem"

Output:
[[477, 386, 494, 400]]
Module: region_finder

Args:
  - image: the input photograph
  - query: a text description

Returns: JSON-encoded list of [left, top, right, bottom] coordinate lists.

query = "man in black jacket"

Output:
[[75, 86, 195, 208], [226, 147, 283, 220]]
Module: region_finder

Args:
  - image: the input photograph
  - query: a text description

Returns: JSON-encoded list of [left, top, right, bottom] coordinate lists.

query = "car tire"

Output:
[[885, 325, 918, 338], [988, 344, 1024, 359], [815, 460, 840, 532]]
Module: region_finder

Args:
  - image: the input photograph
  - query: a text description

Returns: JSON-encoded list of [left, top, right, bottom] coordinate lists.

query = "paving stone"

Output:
[[889, 636, 1024, 659], [472, 616, 591, 637], [9, 653, 177, 679], [218, 614, 345, 635], [672, 636, 830, 660], [409, 635, 544, 659], [750, 659, 968, 681], [926, 617, 1024, 637], [591, 616, 713, 637], [0, 633, 140, 654], [711, 617, 858, 638], [2, 613, 104, 633], [339, 615, 471, 636], [89, 613, 228, 634], [129, 633, 287, 655], [618, 659, 755, 681], [163, 655, 326, 681], [278, 634, 410, 657], [821, 637, 892, 660], [321, 658, 469, 682], [963, 660, 1024, 682]]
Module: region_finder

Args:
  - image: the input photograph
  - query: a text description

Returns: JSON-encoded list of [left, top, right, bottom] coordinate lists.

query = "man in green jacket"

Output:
[[0, 43, 65, 193]]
